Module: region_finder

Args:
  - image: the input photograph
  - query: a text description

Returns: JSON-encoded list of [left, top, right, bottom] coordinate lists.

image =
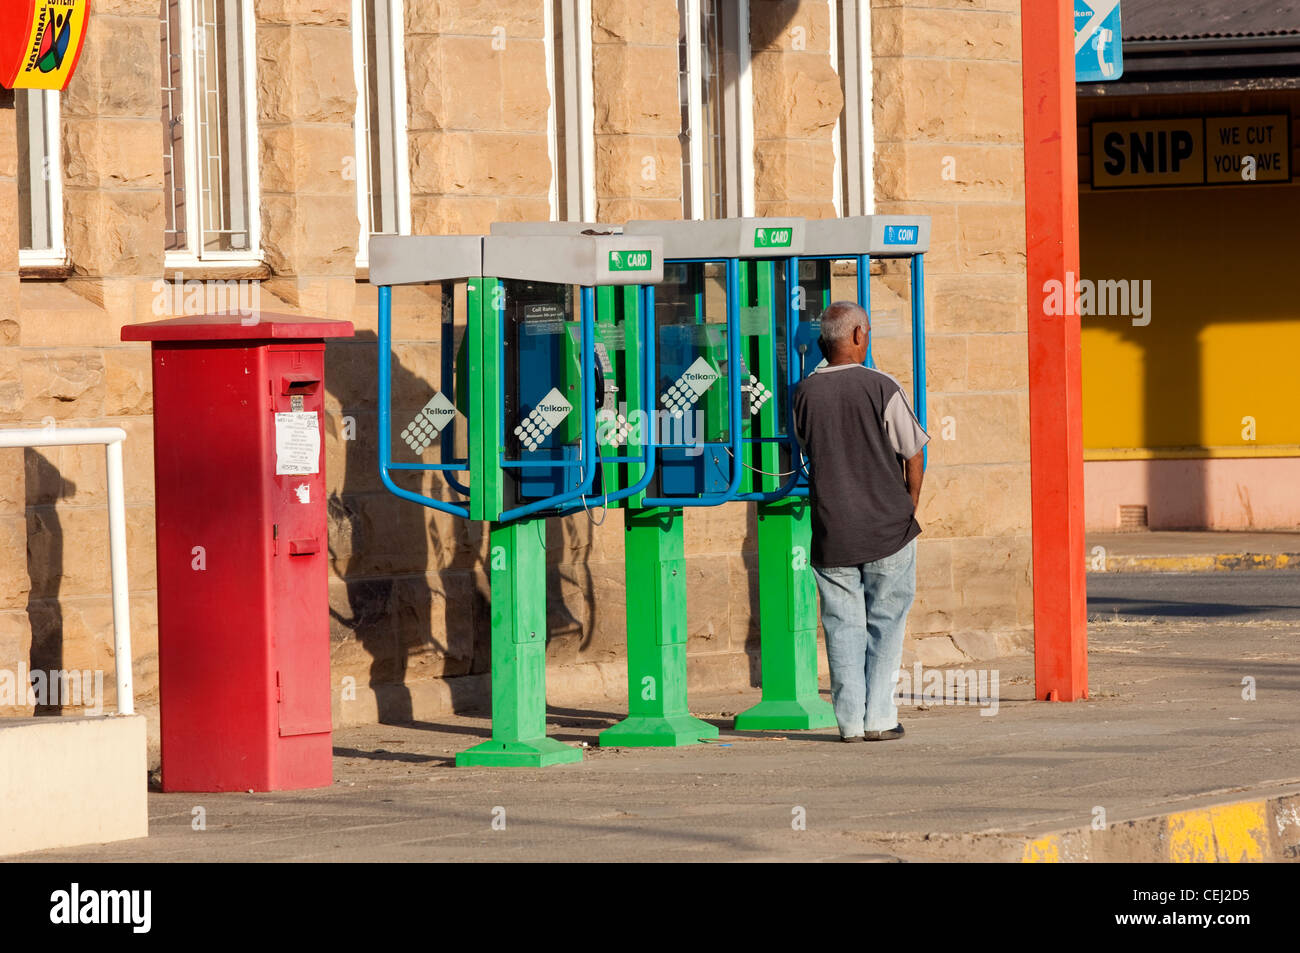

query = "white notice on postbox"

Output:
[[275, 412, 320, 475]]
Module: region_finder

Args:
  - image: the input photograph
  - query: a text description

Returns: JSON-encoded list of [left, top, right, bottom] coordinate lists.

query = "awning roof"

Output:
[[1120, 0, 1300, 42]]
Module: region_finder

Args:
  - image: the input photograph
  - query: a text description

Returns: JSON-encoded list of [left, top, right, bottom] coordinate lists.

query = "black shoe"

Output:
[[840, 734, 865, 743], [864, 724, 904, 741]]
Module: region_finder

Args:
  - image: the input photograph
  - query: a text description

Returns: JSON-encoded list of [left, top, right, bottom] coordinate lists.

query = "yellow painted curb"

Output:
[[1022, 792, 1300, 863], [1167, 802, 1269, 862], [1101, 552, 1299, 573], [1022, 834, 1061, 863]]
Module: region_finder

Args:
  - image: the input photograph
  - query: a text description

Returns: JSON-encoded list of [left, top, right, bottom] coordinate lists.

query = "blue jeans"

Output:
[[812, 538, 916, 736]]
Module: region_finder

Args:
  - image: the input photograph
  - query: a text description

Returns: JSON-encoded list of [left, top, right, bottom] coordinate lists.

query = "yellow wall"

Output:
[[1078, 97, 1300, 458]]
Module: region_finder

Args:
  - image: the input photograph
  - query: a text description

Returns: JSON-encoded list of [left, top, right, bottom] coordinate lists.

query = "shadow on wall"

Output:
[[25, 449, 75, 715], [327, 306, 625, 715], [325, 326, 492, 723]]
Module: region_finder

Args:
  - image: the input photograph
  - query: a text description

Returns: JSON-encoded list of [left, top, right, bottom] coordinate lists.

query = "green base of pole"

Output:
[[734, 696, 836, 731], [736, 499, 837, 732], [598, 713, 719, 748], [456, 520, 582, 768], [456, 737, 583, 768], [611, 507, 718, 748]]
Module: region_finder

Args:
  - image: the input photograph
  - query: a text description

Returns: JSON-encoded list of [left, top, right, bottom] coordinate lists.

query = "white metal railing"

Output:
[[0, 428, 134, 716]]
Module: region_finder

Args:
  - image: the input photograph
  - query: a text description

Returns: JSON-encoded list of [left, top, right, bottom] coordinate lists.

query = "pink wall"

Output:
[[1085, 458, 1300, 531]]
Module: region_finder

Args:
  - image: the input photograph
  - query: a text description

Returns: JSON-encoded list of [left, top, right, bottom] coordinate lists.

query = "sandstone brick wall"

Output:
[[405, 0, 552, 233], [873, 0, 1033, 659], [257, 0, 359, 312], [1, 1, 167, 716], [1, 90, 28, 686], [751, 0, 843, 218], [592, 0, 682, 222], [1, 0, 1034, 729]]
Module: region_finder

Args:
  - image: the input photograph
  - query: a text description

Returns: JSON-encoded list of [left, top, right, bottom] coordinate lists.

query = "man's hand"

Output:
[[904, 450, 924, 510]]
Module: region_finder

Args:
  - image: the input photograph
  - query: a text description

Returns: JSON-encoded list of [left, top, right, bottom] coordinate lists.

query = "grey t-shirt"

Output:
[[792, 363, 930, 567]]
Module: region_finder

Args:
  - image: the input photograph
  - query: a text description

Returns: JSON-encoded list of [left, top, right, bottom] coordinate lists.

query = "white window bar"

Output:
[[17, 89, 66, 267], [162, 0, 187, 252], [679, 0, 750, 220], [354, 0, 411, 266], [162, 0, 260, 265], [548, 0, 596, 222], [703, 0, 726, 217], [829, 0, 843, 216], [835, 0, 874, 216], [679, 0, 705, 220], [0, 428, 135, 717], [736, 1, 755, 217]]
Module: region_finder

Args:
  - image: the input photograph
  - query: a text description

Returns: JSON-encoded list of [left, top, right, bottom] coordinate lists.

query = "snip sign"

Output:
[[1092, 115, 1290, 188], [1205, 116, 1288, 183], [0, 0, 91, 90]]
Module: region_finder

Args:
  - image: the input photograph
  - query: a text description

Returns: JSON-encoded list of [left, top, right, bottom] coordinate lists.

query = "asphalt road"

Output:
[[1087, 569, 1300, 622]]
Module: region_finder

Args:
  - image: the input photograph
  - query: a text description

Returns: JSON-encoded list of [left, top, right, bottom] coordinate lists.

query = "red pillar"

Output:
[[1021, 3, 1088, 700]]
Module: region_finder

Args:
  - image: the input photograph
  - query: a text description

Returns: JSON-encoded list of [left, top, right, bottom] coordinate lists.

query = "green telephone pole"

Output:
[[457, 520, 582, 766], [599, 506, 719, 746]]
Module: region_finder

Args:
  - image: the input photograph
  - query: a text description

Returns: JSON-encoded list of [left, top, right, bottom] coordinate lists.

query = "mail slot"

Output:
[[281, 375, 321, 396]]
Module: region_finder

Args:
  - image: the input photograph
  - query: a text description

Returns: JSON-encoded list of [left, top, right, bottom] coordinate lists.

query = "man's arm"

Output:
[[904, 450, 924, 510]]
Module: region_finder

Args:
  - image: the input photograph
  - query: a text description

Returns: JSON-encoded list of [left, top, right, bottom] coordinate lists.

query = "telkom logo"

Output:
[[516, 387, 574, 451]]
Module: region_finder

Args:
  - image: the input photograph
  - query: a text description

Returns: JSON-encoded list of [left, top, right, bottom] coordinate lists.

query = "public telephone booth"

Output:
[[726, 214, 933, 729], [370, 217, 932, 761], [371, 231, 664, 766], [619, 219, 839, 731], [795, 215, 933, 460]]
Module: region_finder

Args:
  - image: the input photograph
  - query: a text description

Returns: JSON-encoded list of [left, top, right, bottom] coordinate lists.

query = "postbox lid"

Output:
[[121, 313, 355, 343]]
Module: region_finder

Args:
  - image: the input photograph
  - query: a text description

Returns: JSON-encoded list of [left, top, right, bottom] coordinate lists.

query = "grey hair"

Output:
[[819, 300, 869, 346]]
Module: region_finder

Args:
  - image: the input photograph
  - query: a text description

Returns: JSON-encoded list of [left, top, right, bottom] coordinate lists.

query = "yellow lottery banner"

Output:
[[1, 0, 90, 90]]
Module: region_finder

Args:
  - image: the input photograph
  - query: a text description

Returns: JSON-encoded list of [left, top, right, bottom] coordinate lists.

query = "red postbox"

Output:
[[123, 313, 353, 792]]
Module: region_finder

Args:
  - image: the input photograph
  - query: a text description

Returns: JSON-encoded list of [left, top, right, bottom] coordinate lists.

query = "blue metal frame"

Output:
[[731, 248, 929, 503], [550, 284, 660, 515], [375, 243, 928, 520], [911, 253, 928, 464], [497, 285, 598, 523], [639, 257, 746, 509], [377, 284, 471, 518], [437, 278, 473, 498], [732, 255, 805, 504]]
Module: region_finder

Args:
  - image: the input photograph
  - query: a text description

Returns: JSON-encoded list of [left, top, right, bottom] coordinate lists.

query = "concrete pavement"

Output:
[[14, 609, 1300, 862]]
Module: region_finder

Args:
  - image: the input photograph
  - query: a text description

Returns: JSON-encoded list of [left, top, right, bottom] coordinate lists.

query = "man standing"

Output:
[[792, 301, 929, 742]]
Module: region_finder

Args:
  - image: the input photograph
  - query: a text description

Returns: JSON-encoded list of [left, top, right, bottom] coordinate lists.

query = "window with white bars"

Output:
[[547, 0, 595, 222], [678, 0, 751, 220], [17, 89, 65, 266], [832, 0, 873, 216], [353, 0, 410, 264], [160, 0, 259, 262]]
